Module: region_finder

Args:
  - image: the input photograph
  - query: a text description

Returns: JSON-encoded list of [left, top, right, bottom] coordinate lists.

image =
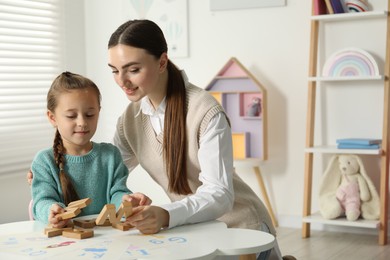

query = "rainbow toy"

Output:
[[322, 48, 379, 77], [344, 0, 369, 12]]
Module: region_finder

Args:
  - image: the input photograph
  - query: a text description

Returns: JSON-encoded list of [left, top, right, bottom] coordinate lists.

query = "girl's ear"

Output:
[[159, 53, 168, 72], [47, 110, 57, 127]]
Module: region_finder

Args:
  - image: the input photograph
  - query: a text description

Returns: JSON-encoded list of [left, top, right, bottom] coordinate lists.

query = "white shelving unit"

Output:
[[302, 2, 390, 245]]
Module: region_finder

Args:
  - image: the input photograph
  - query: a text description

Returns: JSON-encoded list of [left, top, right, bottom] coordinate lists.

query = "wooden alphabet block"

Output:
[[73, 219, 96, 229], [44, 227, 73, 237], [62, 228, 94, 239], [57, 207, 81, 220], [44, 223, 74, 238], [46, 221, 74, 229], [95, 204, 118, 225], [66, 198, 92, 210], [116, 201, 133, 222], [112, 222, 133, 231]]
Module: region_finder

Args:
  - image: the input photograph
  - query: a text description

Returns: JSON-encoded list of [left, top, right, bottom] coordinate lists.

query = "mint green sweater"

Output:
[[31, 142, 131, 223]]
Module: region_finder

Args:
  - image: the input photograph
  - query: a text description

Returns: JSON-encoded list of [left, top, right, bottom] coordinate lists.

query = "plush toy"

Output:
[[319, 154, 379, 221], [246, 97, 262, 117]]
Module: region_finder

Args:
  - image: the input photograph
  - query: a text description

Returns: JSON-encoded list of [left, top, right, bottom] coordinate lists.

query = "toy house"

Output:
[[206, 57, 268, 161]]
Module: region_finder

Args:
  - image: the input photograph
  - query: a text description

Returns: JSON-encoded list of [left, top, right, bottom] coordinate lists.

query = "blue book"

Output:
[[337, 143, 381, 150], [336, 138, 382, 145]]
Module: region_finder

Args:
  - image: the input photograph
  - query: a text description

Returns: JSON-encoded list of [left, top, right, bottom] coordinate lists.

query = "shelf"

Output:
[[311, 11, 388, 22], [304, 1, 390, 246], [308, 75, 384, 82], [305, 145, 382, 155], [303, 212, 380, 229]]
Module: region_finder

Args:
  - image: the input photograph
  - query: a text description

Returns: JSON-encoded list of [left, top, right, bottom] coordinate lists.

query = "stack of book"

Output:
[[336, 138, 382, 149]]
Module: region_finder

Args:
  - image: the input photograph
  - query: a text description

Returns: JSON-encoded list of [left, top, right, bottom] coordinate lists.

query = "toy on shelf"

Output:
[[205, 57, 267, 160], [246, 97, 262, 117], [322, 48, 379, 78], [319, 154, 380, 221], [344, 0, 369, 12]]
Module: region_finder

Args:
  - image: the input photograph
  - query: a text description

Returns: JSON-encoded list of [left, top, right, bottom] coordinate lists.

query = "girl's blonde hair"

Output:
[[47, 71, 101, 205]]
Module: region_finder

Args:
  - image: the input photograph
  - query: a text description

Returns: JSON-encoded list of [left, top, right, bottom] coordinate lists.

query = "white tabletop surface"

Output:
[[0, 217, 275, 260]]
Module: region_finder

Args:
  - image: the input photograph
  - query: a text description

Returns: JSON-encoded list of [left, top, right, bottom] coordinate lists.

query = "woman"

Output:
[[107, 19, 287, 260]]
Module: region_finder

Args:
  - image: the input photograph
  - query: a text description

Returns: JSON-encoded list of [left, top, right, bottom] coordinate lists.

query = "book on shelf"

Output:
[[314, 0, 327, 15], [324, 0, 334, 14], [336, 138, 382, 145], [330, 0, 346, 14], [337, 143, 381, 150]]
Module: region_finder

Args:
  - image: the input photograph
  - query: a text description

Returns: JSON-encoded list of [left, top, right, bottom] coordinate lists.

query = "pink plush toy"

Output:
[[335, 155, 369, 221], [319, 154, 380, 221]]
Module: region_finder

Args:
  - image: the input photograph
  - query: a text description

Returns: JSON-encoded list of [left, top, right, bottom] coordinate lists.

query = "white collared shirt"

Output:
[[114, 75, 234, 228]]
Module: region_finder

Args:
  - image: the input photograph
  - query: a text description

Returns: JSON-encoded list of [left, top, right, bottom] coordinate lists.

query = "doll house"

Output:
[[205, 57, 277, 226], [205, 57, 268, 161]]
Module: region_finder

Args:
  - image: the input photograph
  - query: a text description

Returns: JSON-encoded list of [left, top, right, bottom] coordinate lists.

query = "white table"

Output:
[[0, 217, 275, 260]]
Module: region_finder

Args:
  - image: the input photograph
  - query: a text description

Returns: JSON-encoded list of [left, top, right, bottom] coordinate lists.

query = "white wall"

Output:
[[1, 0, 387, 230]]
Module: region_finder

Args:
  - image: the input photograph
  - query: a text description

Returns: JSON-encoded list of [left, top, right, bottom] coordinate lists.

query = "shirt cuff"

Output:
[[160, 201, 189, 228]]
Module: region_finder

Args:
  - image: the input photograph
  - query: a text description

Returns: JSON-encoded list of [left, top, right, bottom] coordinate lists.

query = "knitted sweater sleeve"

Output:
[[107, 144, 133, 209], [31, 150, 65, 224]]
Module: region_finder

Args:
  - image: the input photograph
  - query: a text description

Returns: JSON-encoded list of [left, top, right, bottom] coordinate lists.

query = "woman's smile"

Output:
[[123, 86, 139, 95]]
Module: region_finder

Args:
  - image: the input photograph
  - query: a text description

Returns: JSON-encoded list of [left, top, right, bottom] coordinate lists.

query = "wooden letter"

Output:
[[73, 219, 96, 229], [66, 198, 92, 210], [116, 201, 133, 222], [62, 229, 94, 239], [112, 222, 133, 231], [95, 204, 118, 225], [57, 207, 81, 220]]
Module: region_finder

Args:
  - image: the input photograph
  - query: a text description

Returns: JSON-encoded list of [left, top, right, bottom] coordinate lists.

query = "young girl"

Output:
[[31, 72, 150, 228]]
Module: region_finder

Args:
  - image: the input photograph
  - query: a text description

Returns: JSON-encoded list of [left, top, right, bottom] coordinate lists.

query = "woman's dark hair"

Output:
[[109, 20, 191, 195], [47, 71, 101, 204]]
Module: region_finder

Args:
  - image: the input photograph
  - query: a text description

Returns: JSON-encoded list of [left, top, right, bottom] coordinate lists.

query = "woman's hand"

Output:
[[122, 192, 152, 207], [48, 204, 69, 228], [125, 205, 169, 234]]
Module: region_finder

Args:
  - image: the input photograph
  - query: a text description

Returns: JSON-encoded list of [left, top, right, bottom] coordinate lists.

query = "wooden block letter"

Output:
[[116, 201, 133, 222], [73, 219, 96, 229], [95, 204, 118, 225], [66, 198, 92, 210], [112, 222, 133, 231], [44, 226, 73, 238], [57, 207, 81, 220], [62, 229, 94, 239]]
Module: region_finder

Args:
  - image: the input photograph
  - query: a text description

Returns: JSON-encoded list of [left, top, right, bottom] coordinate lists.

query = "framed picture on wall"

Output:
[[210, 0, 286, 11], [122, 0, 188, 58]]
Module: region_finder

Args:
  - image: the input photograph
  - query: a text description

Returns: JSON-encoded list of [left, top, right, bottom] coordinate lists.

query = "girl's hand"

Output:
[[125, 205, 169, 234], [122, 193, 152, 207], [48, 204, 69, 228], [27, 169, 33, 186]]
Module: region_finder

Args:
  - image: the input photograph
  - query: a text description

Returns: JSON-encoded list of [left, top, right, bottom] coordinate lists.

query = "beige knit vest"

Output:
[[117, 84, 275, 235]]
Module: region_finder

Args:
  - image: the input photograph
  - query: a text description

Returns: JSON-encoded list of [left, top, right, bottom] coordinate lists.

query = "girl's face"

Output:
[[108, 44, 168, 108], [47, 88, 100, 155]]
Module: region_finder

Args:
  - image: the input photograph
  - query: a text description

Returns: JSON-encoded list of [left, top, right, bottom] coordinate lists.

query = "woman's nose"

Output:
[[118, 73, 130, 88]]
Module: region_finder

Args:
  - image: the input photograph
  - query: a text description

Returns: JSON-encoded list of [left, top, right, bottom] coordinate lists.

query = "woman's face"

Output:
[[108, 44, 168, 107]]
